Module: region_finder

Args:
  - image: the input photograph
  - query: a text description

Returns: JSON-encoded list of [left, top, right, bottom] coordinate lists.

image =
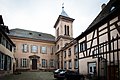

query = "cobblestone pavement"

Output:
[[0, 71, 57, 80]]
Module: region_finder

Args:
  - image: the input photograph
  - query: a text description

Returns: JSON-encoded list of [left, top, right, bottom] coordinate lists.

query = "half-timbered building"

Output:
[[0, 15, 15, 76], [75, 0, 120, 79]]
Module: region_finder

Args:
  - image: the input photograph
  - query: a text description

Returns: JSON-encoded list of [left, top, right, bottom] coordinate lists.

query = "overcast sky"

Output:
[[0, 0, 109, 38]]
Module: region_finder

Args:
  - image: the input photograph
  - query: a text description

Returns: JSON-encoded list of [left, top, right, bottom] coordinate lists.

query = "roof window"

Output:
[[29, 32, 32, 35], [110, 6, 115, 11], [39, 34, 41, 36]]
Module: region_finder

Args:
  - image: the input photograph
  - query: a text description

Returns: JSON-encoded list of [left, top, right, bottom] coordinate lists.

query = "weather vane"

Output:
[[62, 3, 64, 9]]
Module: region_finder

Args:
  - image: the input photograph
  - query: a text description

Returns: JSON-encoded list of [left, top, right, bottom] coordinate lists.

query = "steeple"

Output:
[[60, 3, 69, 17]]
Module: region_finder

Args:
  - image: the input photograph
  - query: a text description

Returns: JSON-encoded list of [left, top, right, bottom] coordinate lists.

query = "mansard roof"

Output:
[[76, 0, 120, 40], [8, 28, 55, 42]]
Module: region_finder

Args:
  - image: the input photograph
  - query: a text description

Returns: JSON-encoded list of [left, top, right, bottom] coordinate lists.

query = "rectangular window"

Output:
[[0, 33, 2, 44], [88, 62, 96, 74], [0, 53, 5, 70], [80, 41, 86, 52], [64, 25, 67, 35], [68, 48, 71, 56], [69, 60, 72, 69], [92, 47, 98, 58], [10, 45, 12, 52], [7, 56, 11, 70], [22, 44, 29, 53], [51, 46, 54, 54], [57, 28, 59, 37], [64, 51, 66, 58], [15, 58, 18, 67], [74, 45, 78, 54], [64, 61, 66, 69], [74, 59, 78, 69], [49, 59, 54, 67], [20, 58, 28, 68], [31, 45, 38, 53], [41, 46, 47, 53], [42, 59, 47, 68], [1, 37, 6, 47], [67, 26, 69, 36], [5, 41, 12, 52]]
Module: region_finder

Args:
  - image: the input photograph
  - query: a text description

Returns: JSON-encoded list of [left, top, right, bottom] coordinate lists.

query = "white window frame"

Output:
[[88, 62, 96, 75], [21, 58, 28, 68], [22, 44, 28, 53], [31, 45, 38, 53], [41, 46, 47, 53], [42, 59, 47, 67], [74, 59, 78, 69]]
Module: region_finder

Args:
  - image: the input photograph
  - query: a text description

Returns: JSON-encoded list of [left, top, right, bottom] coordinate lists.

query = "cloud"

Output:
[[0, 0, 109, 37]]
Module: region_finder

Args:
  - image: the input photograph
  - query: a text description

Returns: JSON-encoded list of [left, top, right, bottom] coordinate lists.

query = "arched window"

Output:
[[64, 25, 69, 36], [57, 28, 59, 37], [57, 45, 59, 50], [64, 25, 67, 35], [67, 26, 69, 36]]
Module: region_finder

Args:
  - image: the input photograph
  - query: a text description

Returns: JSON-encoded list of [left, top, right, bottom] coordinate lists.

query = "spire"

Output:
[[60, 3, 69, 17]]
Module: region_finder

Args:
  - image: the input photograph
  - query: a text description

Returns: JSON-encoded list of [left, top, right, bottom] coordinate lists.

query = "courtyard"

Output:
[[0, 71, 56, 80]]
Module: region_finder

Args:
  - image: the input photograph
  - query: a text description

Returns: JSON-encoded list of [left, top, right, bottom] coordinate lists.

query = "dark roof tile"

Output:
[[9, 28, 55, 42]]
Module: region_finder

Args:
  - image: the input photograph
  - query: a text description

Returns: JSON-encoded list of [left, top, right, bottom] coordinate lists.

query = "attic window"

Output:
[[39, 34, 41, 36], [29, 32, 32, 35], [110, 6, 115, 11]]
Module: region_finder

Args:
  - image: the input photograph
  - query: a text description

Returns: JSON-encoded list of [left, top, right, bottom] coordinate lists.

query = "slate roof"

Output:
[[8, 28, 55, 42], [60, 7, 69, 17], [86, 0, 120, 31], [75, 0, 120, 40]]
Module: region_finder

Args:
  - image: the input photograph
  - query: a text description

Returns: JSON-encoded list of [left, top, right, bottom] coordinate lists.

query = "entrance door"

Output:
[[32, 59, 37, 70]]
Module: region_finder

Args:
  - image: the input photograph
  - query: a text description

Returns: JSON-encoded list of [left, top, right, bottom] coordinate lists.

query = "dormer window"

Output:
[[110, 6, 115, 11], [39, 34, 41, 36], [29, 32, 32, 35]]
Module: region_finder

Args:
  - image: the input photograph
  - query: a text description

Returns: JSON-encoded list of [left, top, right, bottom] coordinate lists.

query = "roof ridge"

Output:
[[10, 28, 55, 37]]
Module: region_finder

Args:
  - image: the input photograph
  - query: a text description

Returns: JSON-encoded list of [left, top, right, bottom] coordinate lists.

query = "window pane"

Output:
[[21, 58, 27, 67], [68, 48, 71, 56], [41, 47, 47, 53], [31, 45, 38, 53], [42, 59, 46, 67], [64, 51, 66, 58], [64, 61, 66, 69], [22, 44, 28, 52], [74, 59, 78, 68]]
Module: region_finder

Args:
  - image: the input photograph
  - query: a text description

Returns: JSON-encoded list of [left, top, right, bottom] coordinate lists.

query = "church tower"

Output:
[[54, 4, 74, 69]]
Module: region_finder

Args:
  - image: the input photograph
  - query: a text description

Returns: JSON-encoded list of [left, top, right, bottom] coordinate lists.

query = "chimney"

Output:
[[101, 3, 106, 10]]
